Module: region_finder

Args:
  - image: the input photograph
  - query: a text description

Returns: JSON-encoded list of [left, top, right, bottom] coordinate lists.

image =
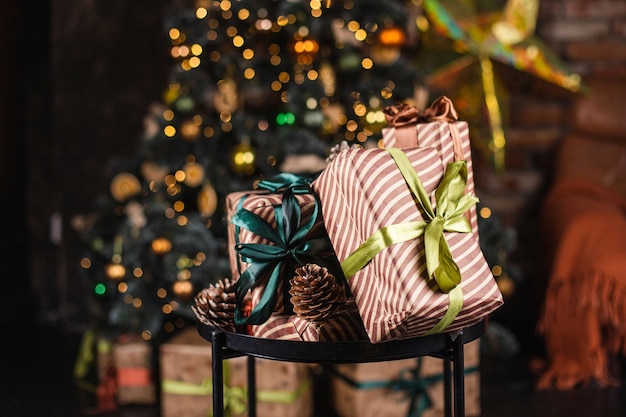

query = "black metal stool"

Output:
[[197, 320, 485, 417]]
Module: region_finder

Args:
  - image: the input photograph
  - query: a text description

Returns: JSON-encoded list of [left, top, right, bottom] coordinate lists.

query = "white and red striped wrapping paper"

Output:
[[382, 118, 479, 236], [225, 190, 323, 314], [311, 147, 503, 343], [251, 299, 369, 341]]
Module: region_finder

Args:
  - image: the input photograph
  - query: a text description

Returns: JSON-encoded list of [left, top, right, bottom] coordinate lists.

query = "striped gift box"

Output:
[[251, 299, 369, 341], [225, 189, 332, 317], [382, 98, 478, 235], [311, 147, 503, 343]]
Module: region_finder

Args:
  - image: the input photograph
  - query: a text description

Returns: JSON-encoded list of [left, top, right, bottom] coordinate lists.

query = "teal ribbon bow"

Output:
[[232, 176, 334, 326], [328, 360, 478, 417], [340, 148, 478, 334], [255, 172, 316, 193]]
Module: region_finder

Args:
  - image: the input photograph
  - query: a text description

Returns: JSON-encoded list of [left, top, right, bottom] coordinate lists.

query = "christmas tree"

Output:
[[75, 0, 580, 347], [75, 0, 428, 342]]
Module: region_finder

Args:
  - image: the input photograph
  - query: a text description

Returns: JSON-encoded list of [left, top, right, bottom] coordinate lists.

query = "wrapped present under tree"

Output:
[[159, 327, 314, 417], [329, 339, 481, 417]]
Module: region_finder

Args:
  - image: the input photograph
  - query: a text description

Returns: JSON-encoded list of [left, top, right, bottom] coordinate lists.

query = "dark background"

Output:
[[1, 0, 172, 328]]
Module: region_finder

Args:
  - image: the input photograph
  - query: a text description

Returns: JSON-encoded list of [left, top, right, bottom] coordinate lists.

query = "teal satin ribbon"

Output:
[[329, 361, 478, 417], [340, 148, 478, 334], [232, 173, 317, 277], [232, 176, 333, 326], [255, 172, 316, 194]]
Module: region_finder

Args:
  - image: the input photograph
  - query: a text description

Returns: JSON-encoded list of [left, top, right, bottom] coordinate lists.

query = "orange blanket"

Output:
[[538, 178, 626, 389]]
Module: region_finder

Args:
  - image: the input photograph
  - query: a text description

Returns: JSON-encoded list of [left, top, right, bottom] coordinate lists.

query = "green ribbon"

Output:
[[232, 177, 334, 326], [340, 148, 478, 334], [329, 360, 478, 417], [73, 329, 96, 380], [161, 378, 310, 417], [255, 172, 316, 193]]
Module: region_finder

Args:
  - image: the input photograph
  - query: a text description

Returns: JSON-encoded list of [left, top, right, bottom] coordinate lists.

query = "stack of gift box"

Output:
[[163, 96, 503, 417]]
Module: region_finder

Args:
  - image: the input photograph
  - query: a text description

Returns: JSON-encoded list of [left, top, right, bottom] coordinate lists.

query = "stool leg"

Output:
[[247, 355, 256, 417], [453, 335, 465, 417], [211, 330, 225, 417], [443, 358, 452, 417]]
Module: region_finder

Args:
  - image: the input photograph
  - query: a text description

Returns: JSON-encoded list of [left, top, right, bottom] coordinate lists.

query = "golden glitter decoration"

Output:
[[172, 280, 194, 299], [197, 181, 218, 217], [151, 237, 173, 255], [105, 262, 126, 280], [110, 172, 141, 202], [183, 162, 205, 187]]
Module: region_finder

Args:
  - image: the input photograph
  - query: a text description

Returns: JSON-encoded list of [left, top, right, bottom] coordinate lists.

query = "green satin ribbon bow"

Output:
[[340, 148, 478, 334], [232, 180, 333, 326], [161, 378, 310, 417]]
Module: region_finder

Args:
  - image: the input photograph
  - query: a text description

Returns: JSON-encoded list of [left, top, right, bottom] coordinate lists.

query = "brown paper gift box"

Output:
[[381, 97, 478, 235], [330, 339, 481, 417], [159, 327, 314, 417], [112, 335, 157, 405], [311, 147, 503, 343], [225, 189, 330, 314], [96, 338, 114, 382], [251, 299, 369, 341]]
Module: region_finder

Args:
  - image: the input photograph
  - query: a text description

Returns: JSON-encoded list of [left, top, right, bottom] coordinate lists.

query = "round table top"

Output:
[[197, 319, 485, 364]]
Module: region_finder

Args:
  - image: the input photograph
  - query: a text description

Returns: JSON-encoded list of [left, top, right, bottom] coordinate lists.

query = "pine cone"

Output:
[[192, 278, 237, 332], [326, 141, 360, 164], [289, 264, 346, 321]]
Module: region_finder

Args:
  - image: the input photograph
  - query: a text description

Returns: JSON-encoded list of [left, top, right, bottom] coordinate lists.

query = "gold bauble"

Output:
[[321, 103, 345, 135], [497, 275, 516, 299], [378, 26, 406, 47], [230, 142, 256, 175], [214, 78, 239, 114], [180, 119, 201, 141], [172, 280, 194, 299], [197, 181, 218, 217], [140, 162, 169, 183], [370, 44, 402, 66], [110, 173, 142, 202], [151, 237, 173, 255], [105, 262, 126, 280], [183, 162, 205, 187]]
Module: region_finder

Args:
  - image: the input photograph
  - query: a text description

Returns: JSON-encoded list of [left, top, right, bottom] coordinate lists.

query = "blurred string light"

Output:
[[162, 0, 417, 145], [77, 0, 427, 341]]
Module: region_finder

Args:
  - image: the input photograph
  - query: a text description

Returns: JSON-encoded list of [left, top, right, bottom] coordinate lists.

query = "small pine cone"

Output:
[[326, 141, 360, 164], [289, 264, 346, 321], [192, 278, 237, 332]]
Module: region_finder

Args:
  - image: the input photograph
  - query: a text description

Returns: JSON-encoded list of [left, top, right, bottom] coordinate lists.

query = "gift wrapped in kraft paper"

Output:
[[382, 96, 478, 235], [329, 339, 481, 417], [112, 335, 157, 405], [311, 147, 503, 343], [225, 174, 350, 335], [160, 327, 314, 417]]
